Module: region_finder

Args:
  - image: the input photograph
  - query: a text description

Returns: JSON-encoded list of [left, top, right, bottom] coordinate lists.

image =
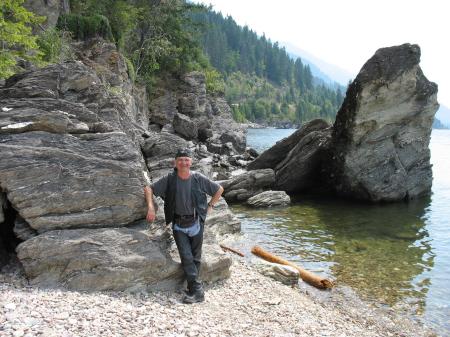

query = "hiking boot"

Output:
[[182, 281, 204, 304]]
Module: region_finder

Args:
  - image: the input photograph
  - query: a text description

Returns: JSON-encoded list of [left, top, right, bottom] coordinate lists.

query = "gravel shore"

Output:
[[0, 255, 438, 337]]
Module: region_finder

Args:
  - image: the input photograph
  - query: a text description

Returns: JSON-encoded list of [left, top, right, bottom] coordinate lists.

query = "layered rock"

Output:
[[327, 43, 438, 201], [254, 261, 299, 285], [248, 119, 329, 170], [247, 44, 438, 202], [0, 39, 236, 290], [246, 191, 291, 208], [247, 119, 331, 193], [220, 169, 275, 202], [274, 126, 331, 192], [148, 73, 246, 153]]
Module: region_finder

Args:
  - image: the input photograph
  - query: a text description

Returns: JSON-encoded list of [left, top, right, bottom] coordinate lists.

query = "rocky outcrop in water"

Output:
[[248, 44, 438, 202], [0, 39, 238, 290], [326, 43, 438, 201], [247, 119, 331, 193], [220, 169, 275, 202]]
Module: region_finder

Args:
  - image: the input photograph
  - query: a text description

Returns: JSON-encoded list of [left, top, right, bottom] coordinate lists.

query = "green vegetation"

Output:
[[36, 28, 73, 63], [191, 9, 344, 125], [0, 0, 44, 78], [56, 14, 114, 42], [2, 0, 344, 126]]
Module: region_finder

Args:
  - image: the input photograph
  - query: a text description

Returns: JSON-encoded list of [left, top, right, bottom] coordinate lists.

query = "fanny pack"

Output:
[[174, 214, 197, 228]]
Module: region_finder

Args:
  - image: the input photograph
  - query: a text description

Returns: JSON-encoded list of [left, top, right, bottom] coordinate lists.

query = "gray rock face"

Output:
[[13, 216, 37, 241], [24, 0, 69, 30], [0, 131, 147, 232], [246, 119, 331, 193], [0, 40, 234, 291], [178, 72, 207, 118], [274, 127, 331, 192], [0, 192, 5, 223], [204, 198, 241, 238], [246, 191, 291, 208], [248, 119, 329, 170], [221, 169, 275, 202], [328, 43, 438, 201], [173, 113, 198, 140], [142, 131, 190, 159], [148, 73, 246, 154], [149, 89, 177, 126], [17, 226, 182, 291]]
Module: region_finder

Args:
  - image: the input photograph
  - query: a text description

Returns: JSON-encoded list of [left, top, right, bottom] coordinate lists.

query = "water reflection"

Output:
[[231, 195, 434, 314]]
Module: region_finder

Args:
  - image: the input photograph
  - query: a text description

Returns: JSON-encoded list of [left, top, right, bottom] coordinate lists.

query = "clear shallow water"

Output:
[[233, 128, 450, 335]]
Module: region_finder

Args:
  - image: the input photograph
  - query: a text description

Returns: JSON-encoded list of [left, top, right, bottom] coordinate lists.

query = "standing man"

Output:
[[144, 148, 224, 304]]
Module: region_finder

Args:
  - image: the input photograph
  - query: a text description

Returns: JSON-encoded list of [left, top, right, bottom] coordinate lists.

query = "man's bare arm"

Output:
[[144, 186, 156, 222], [208, 185, 224, 213]]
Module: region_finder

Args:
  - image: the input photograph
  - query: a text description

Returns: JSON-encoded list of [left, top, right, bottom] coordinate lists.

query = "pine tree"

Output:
[[0, 0, 44, 78]]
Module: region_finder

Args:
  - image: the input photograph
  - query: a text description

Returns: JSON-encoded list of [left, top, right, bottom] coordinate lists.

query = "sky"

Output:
[[195, 0, 449, 107]]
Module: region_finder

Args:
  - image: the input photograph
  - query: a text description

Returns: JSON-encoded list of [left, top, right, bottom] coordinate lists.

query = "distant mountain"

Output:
[[433, 118, 448, 129], [281, 41, 353, 86], [436, 105, 450, 127]]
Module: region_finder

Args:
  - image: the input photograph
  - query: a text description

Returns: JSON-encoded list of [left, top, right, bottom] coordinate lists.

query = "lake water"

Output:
[[231, 128, 450, 335]]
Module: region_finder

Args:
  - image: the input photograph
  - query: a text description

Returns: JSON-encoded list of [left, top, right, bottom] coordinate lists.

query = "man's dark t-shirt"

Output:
[[151, 171, 220, 216]]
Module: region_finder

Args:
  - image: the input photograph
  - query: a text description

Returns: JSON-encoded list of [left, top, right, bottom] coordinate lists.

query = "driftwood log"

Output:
[[251, 246, 334, 289], [219, 244, 245, 257]]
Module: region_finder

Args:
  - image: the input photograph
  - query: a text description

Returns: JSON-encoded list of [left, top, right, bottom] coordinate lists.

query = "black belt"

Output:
[[174, 214, 197, 228]]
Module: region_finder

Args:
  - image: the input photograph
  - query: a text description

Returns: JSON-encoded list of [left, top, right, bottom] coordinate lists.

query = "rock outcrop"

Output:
[[247, 44, 438, 202], [327, 43, 438, 201], [247, 119, 331, 193], [0, 39, 237, 290], [220, 169, 275, 202], [148, 73, 246, 154]]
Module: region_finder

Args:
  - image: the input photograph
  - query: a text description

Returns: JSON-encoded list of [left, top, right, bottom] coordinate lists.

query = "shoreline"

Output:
[[0, 255, 437, 337]]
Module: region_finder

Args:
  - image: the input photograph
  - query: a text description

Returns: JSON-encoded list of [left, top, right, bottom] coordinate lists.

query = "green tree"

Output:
[[0, 0, 44, 78]]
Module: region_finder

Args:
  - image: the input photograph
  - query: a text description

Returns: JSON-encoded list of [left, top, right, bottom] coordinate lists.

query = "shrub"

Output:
[[56, 14, 114, 42], [37, 28, 73, 63], [205, 68, 225, 94], [123, 56, 136, 83]]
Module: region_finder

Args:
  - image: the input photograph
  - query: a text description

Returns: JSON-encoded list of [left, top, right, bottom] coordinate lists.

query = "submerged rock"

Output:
[[327, 43, 438, 201]]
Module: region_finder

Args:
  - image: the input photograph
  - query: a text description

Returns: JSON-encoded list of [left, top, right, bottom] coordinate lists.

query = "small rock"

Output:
[[4, 303, 17, 310]]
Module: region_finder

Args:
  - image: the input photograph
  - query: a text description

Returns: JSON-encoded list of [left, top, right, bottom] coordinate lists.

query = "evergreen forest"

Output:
[[1, 0, 345, 126]]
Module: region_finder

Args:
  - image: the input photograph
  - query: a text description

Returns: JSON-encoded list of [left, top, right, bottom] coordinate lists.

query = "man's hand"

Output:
[[207, 204, 213, 215], [144, 186, 156, 223], [146, 209, 156, 223]]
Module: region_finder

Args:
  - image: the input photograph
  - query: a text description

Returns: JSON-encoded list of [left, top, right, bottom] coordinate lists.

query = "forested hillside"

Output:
[[1, 0, 344, 126], [191, 9, 344, 125]]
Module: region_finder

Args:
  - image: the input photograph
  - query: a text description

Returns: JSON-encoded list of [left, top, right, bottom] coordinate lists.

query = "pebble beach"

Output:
[[0, 255, 438, 337]]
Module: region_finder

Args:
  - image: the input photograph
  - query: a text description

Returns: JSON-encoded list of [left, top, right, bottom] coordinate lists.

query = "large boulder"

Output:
[[178, 72, 207, 118], [274, 127, 332, 192], [247, 119, 330, 170], [220, 169, 275, 202], [16, 225, 182, 291], [0, 131, 147, 232], [173, 113, 198, 140], [327, 43, 439, 201], [0, 41, 234, 290]]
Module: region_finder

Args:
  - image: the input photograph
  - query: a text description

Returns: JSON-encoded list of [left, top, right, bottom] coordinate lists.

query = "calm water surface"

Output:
[[232, 128, 450, 335]]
